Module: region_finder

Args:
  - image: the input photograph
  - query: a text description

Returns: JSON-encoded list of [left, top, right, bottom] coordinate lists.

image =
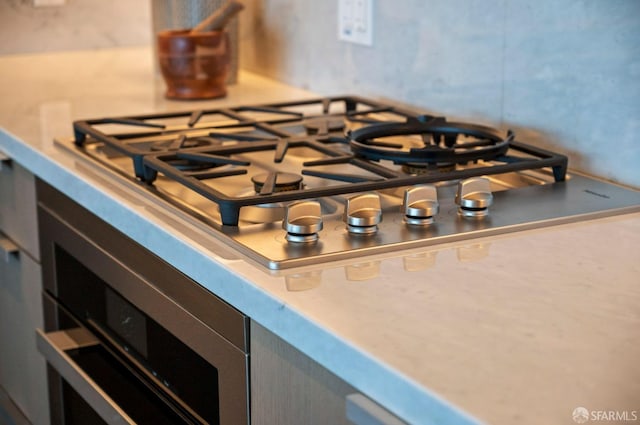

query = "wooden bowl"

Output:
[[157, 29, 230, 100]]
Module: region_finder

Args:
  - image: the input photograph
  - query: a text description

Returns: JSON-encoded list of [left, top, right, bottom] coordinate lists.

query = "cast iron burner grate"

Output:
[[349, 117, 513, 165], [140, 138, 567, 225], [72, 96, 568, 226], [72, 96, 397, 179]]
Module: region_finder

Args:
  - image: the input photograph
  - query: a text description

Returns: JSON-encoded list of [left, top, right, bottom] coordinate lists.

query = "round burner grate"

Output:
[[348, 119, 513, 166]]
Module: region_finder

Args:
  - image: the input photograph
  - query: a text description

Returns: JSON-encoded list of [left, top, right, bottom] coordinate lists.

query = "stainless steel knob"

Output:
[[283, 201, 323, 243], [403, 185, 439, 226], [343, 193, 382, 235], [456, 177, 493, 218]]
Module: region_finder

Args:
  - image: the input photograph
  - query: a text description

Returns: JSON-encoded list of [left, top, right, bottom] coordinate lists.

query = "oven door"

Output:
[[37, 180, 249, 425]]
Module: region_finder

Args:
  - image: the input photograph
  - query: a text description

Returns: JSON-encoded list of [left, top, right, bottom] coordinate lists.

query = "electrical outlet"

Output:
[[338, 0, 373, 46]]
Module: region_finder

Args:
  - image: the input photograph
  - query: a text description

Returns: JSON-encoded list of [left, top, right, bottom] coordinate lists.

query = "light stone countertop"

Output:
[[1, 46, 639, 425]]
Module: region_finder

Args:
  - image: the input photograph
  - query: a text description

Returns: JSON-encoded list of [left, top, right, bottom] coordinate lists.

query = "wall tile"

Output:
[[502, 1, 640, 185], [0, 0, 150, 55], [240, 0, 640, 187]]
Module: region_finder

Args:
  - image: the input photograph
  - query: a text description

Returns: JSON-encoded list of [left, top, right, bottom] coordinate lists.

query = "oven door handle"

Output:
[[36, 328, 137, 425]]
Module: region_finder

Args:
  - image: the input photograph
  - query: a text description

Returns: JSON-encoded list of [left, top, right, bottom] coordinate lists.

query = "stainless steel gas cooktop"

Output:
[[64, 96, 640, 269]]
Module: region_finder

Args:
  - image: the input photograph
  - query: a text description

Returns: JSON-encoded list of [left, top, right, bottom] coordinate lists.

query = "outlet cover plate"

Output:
[[338, 0, 373, 46]]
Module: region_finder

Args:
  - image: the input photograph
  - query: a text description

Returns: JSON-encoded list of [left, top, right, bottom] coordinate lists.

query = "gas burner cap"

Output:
[[402, 162, 456, 175], [168, 158, 228, 173], [150, 136, 212, 152], [251, 172, 303, 195], [303, 117, 346, 135]]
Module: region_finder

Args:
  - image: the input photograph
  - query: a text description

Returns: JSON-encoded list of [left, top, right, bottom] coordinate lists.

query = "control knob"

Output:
[[403, 185, 439, 226], [343, 193, 382, 235], [455, 177, 493, 218], [283, 201, 323, 243]]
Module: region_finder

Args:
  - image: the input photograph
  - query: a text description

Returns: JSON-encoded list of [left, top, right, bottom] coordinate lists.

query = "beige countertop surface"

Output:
[[1, 46, 639, 425]]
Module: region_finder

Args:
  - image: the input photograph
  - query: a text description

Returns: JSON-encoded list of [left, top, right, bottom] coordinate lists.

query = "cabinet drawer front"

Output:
[[0, 242, 49, 425], [0, 156, 39, 260]]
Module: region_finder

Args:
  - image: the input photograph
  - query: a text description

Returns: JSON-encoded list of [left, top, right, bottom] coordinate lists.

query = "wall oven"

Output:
[[35, 180, 250, 424]]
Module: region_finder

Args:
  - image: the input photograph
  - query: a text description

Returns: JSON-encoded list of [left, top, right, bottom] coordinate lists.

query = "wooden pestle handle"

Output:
[[191, 0, 245, 33]]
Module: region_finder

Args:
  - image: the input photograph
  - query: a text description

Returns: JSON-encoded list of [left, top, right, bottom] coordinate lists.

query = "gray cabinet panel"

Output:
[[0, 241, 49, 425], [250, 321, 355, 425], [0, 159, 39, 261], [0, 159, 48, 425]]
